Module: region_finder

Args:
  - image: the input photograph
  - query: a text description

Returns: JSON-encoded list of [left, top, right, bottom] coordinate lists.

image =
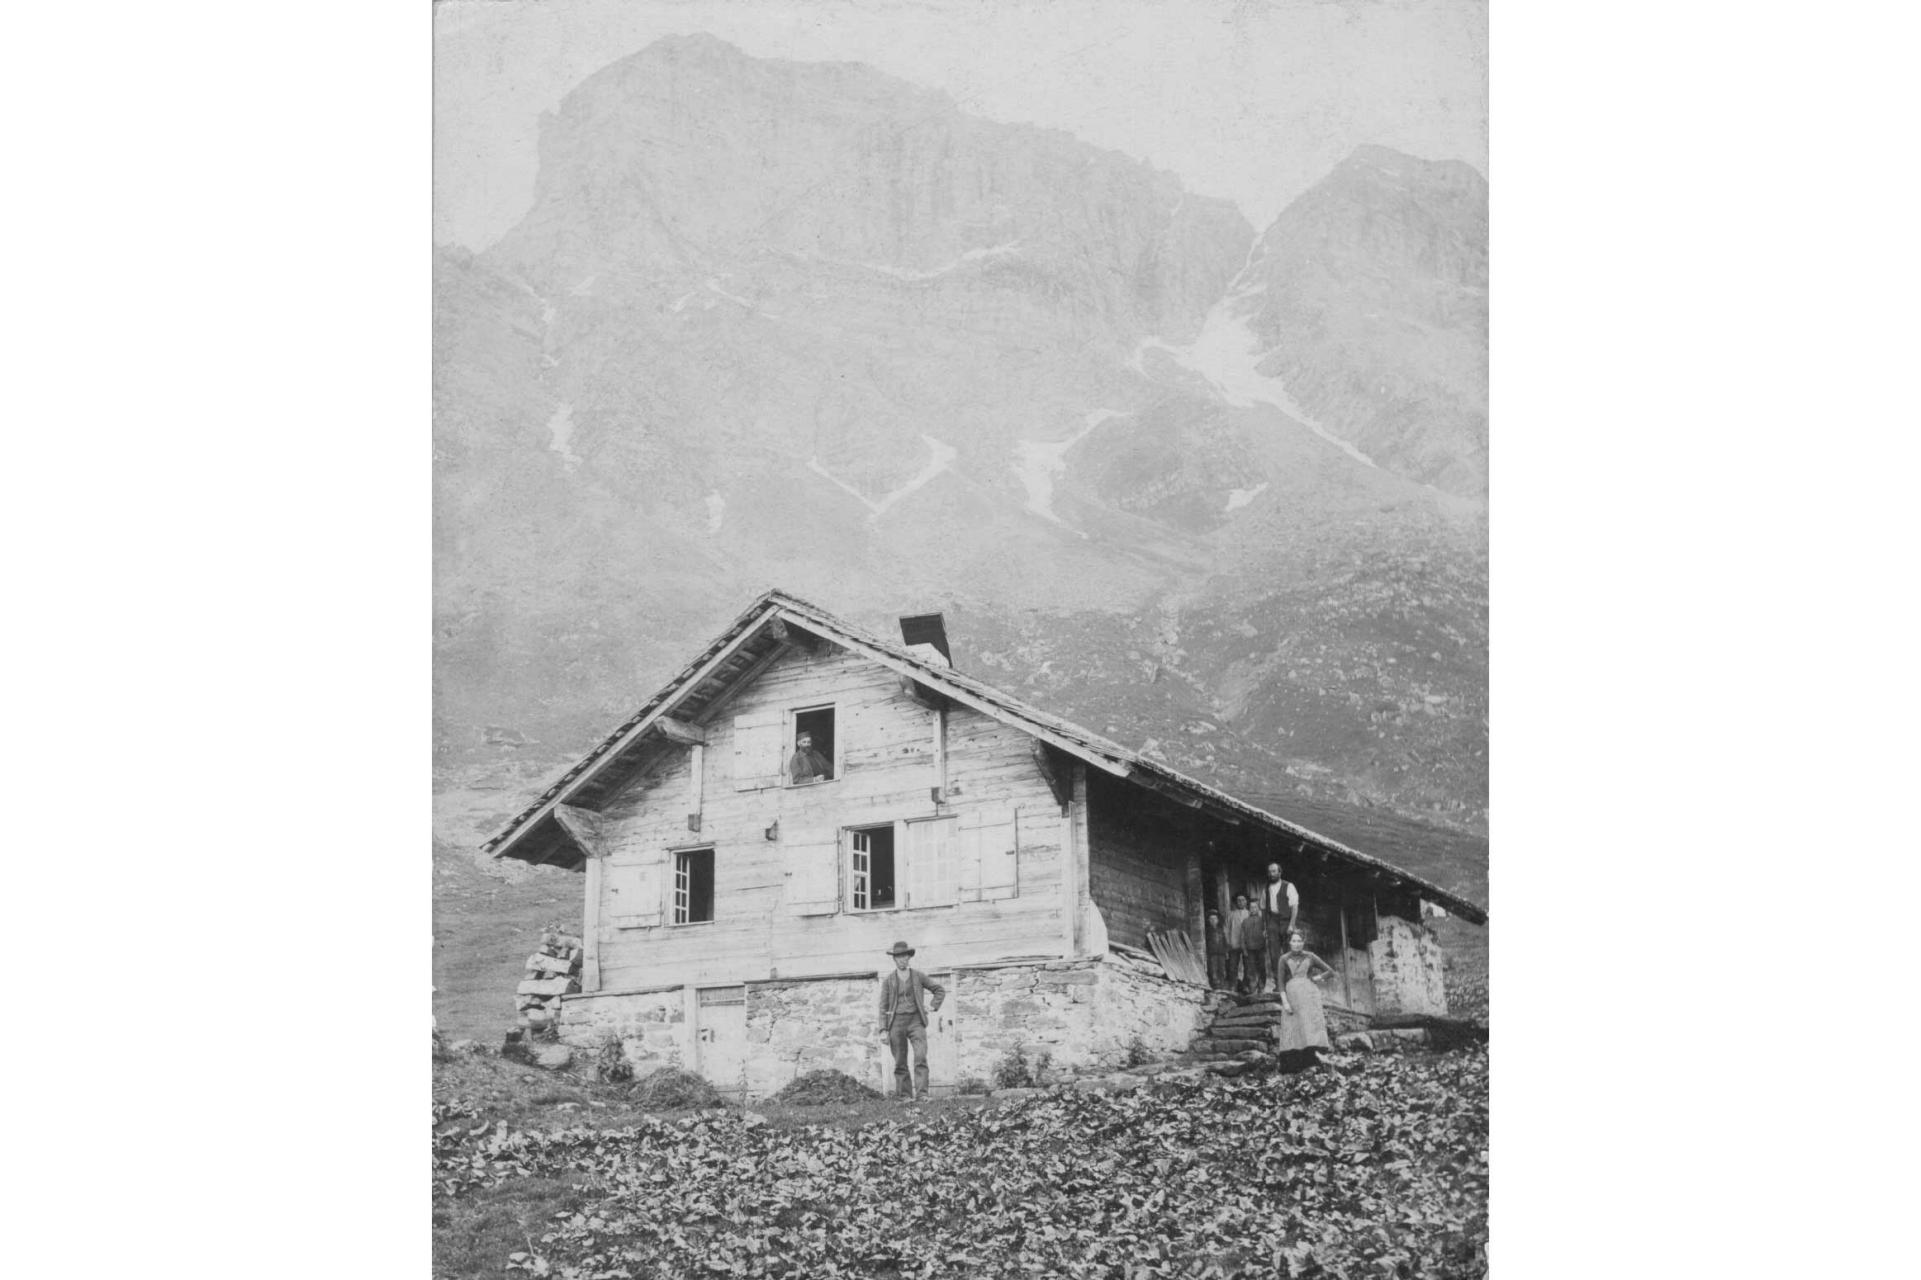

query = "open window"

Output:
[[672, 847, 715, 924], [849, 824, 896, 911], [787, 705, 837, 785]]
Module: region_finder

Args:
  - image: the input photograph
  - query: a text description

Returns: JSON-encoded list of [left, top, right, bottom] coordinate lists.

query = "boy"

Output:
[[1204, 908, 1228, 989]]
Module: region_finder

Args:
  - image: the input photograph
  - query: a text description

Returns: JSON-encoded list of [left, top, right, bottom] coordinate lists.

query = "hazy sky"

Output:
[[434, 0, 1486, 250]]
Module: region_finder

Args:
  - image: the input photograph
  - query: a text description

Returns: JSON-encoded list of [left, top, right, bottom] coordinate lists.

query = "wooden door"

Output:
[[925, 971, 958, 1095], [695, 986, 748, 1100]]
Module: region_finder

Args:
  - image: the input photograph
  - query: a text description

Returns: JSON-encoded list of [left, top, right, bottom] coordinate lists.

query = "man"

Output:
[[788, 730, 832, 783], [1259, 862, 1300, 994], [1226, 892, 1253, 992], [1234, 894, 1266, 995], [877, 940, 945, 1102]]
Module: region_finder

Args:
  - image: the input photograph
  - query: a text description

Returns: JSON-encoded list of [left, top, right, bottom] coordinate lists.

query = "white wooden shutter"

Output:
[[965, 806, 1019, 901], [732, 708, 786, 791], [901, 817, 958, 908], [608, 859, 662, 928], [784, 826, 841, 916]]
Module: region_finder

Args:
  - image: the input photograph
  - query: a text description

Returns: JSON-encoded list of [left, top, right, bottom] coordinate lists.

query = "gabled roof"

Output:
[[481, 589, 1487, 924]]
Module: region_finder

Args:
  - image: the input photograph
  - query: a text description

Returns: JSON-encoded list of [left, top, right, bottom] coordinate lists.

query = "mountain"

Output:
[[433, 35, 1489, 858], [1237, 146, 1488, 497]]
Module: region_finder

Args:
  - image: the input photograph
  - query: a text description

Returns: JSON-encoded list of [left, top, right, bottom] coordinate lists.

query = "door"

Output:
[[925, 971, 958, 1095], [696, 986, 748, 1100]]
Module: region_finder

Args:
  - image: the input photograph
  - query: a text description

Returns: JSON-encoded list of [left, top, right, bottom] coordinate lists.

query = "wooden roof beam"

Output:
[[653, 716, 707, 746]]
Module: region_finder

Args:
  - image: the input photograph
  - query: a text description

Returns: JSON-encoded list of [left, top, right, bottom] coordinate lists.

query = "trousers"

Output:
[[887, 1012, 929, 1097]]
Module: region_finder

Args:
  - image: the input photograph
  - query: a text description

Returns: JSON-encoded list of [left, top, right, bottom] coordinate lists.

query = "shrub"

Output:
[[595, 1038, 633, 1085], [992, 1048, 1033, 1089], [1124, 1035, 1154, 1068], [956, 1076, 991, 1096], [993, 1047, 1054, 1089]]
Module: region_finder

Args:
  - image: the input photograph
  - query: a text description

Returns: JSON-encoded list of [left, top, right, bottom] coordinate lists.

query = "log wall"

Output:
[[586, 643, 1071, 993]]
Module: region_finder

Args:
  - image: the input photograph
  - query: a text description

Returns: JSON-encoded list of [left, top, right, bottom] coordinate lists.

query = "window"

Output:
[[849, 824, 895, 910], [788, 706, 837, 784], [673, 847, 715, 924], [848, 817, 959, 911]]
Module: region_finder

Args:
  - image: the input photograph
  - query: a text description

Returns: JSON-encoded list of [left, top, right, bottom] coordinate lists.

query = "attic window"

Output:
[[672, 848, 715, 924], [788, 706, 836, 784]]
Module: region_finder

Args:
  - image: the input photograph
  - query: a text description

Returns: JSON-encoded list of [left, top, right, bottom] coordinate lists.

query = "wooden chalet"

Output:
[[484, 590, 1486, 1098]]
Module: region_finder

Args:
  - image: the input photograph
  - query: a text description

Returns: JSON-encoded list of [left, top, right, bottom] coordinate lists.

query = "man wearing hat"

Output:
[[878, 940, 946, 1102]]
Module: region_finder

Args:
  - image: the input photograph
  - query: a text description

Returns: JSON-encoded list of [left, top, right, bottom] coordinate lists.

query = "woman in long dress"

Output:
[[1276, 930, 1339, 1057]]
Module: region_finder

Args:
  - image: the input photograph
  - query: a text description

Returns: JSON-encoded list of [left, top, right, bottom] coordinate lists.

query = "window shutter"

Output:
[[732, 709, 786, 791], [784, 827, 841, 916], [967, 806, 1019, 900], [902, 817, 958, 908], [608, 859, 662, 928]]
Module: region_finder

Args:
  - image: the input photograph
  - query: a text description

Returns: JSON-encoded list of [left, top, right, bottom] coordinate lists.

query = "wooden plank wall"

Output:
[[590, 644, 1070, 992], [1085, 773, 1195, 948]]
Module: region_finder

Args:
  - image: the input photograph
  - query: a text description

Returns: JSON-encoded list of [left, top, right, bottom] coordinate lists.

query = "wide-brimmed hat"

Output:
[[885, 940, 915, 957]]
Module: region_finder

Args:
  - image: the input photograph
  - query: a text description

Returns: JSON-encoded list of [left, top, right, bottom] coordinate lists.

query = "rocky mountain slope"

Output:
[[434, 35, 1488, 860]]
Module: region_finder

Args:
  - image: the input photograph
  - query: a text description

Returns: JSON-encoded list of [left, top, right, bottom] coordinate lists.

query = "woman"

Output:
[[1276, 930, 1339, 1058]]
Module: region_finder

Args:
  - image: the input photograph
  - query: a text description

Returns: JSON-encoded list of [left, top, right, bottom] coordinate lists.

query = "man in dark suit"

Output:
[[877, 940, 946, 1102]]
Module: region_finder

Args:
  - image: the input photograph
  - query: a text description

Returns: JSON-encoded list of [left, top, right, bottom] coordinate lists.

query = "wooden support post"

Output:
[[932, 705, 947, 802], [1065, 763, 1089, 957], [688, 743, 704, 832], [1338, 899, 1352, 1009], [1184, 849, 1205, 960], [582, 856, 603, 993]]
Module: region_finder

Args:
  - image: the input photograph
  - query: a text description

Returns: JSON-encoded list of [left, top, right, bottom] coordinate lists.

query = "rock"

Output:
[[449, 1039, 477, 1055], [1334, 1032, 1375, 1053], [533, 1045, 575, 1070], [994, 1087, 1040, 1102], [740, 1111, 768, 1128]]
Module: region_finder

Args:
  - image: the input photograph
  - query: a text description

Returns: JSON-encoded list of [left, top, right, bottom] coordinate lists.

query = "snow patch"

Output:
[[568, 275, 598, 297], [668, 290, 699, 313], [808, 435, 958, 525], [1138, 296, 1379, 470], [704, 491, 725, 533], [1225, 482, 1269, 512], [865, 242, 1022, 282], [705, 278, 757, 309], [545, 403, 581, 469], [1012, 409, 1122, 533]]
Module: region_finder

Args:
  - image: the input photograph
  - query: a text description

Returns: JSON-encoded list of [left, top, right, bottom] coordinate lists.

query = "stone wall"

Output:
[[743, 977, 885, 1099], [555, 986, 689, 1072], [553, 958, 1213, 1099], [1368, 916, 1448, 1017], [949, 957, 1210, 1081]]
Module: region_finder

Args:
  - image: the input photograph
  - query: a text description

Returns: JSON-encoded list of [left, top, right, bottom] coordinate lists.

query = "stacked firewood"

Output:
[[516, 930, 583, 1036]]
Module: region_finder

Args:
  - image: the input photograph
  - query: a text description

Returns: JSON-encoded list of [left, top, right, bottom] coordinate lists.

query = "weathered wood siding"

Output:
[[589, 644, 1071, 991], [1085, 774, 1195, 948]]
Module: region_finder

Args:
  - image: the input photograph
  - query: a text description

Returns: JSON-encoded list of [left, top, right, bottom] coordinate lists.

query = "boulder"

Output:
[[533, 1044, 575, 1070]]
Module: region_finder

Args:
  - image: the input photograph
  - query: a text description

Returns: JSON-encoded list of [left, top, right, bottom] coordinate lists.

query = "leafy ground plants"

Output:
[[434, 1046, 1488, 1278]]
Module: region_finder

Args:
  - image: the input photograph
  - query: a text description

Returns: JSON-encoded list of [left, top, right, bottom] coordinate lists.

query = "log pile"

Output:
[[516, 930, 583, 1036]]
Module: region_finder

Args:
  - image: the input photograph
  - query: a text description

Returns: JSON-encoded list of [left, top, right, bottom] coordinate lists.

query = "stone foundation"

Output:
[[551, 956, 1212, 1100], [744, 977, 887, 1099], [1368, 917, 1448, 1017], [554, 985, 688, 1073], [950, 957, 1211, 1081]]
